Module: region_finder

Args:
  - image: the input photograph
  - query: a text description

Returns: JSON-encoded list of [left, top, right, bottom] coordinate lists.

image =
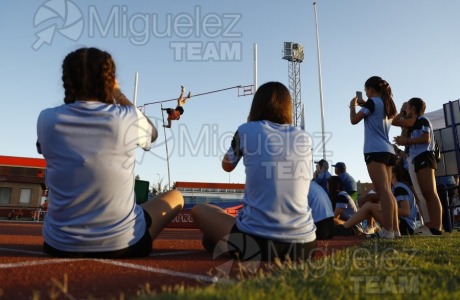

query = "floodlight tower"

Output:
[[283, 42, 304, 127]]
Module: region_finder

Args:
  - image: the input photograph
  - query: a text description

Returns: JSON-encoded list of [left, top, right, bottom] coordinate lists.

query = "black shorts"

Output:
[[364, 152, 397, 166], [43, 210, 153, 258], [226, 224, 317, 262], [413, 151, 437, 172], [399, 218, 414, 236], [314, 217, 334, 240]]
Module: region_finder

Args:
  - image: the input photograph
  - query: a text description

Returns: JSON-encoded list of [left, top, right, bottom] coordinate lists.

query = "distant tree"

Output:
[[135, 175, 140, 180], [150, 178, 169, 195]]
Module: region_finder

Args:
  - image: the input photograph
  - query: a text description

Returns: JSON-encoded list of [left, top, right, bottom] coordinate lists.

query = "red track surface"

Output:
[[0, 221, 363, 299]]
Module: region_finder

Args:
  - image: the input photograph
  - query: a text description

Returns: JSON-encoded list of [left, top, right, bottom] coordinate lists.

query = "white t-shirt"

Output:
[[225, 120, 316, 243], [37, 101, 153, 252]]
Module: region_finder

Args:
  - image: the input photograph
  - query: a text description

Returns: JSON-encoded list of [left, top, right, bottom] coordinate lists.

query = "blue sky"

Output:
[[0, 0, 457, 188]]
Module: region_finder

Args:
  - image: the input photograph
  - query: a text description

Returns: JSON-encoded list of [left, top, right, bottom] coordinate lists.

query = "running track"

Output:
[[0, 221, 362, 299]]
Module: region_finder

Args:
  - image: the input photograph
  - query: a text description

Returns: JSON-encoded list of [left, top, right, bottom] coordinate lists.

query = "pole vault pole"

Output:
[[313, 2, 326, 160], [133, 72, 139, 106], [160, 103, 171, 190], [254, 43, 258, 92]]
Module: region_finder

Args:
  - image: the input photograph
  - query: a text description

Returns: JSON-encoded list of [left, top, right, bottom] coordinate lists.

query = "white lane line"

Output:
[[0, 247, 218, 283], [0, 258, 79, 269], [95, 259, 219, 283]]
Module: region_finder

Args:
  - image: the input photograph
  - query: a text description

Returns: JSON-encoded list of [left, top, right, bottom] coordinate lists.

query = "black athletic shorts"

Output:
[[314, 217, 334, 240], [43, 209, 153, 258], [226, 224, 317, 262], [399, 218, 414, 236], [364, 152, 397, 166], [413, 151, 437, 172]]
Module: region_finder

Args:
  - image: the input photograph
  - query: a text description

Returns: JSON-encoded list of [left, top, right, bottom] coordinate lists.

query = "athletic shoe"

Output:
[[429, 228, 443, 236], [352, 224, 364, 235], [415, 226, 442, 236], [363, 226, 375, 235], [367, 228, 395, 239]]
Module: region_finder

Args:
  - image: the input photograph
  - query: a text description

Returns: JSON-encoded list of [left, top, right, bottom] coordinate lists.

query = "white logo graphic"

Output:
[[32, 0, 83, 50], [212, 233, 261, 279]]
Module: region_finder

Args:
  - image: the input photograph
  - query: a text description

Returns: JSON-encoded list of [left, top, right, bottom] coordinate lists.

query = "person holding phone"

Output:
[[349, 76, 399, 239]]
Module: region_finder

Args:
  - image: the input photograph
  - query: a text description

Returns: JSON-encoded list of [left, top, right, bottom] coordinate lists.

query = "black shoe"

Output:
[[429, 228, 443, 236], [334, 225, 355, 236]]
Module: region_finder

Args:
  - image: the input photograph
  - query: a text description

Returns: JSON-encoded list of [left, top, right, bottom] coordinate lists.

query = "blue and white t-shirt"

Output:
[[408, 115, 435, 160], [225, 120, 316, 243], [393, 182, 417, 230], [335, 191, 358, 220], [37, 101, 153, 252], [359, 97, 394, 154]]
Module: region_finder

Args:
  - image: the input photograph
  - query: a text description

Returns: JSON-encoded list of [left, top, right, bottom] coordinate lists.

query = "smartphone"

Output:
[[356, 91, 363, 101]]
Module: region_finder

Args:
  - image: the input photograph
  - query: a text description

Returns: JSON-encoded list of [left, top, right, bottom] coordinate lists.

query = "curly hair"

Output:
[[62, 47, 116, 104], [365, 76, 397, 119]]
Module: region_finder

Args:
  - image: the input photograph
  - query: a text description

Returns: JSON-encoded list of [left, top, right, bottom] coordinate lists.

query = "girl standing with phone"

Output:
[[349, 76, 399, 239]]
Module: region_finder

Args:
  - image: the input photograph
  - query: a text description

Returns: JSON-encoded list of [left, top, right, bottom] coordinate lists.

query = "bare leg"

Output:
[[408, 161, 431, 226], [388, 165, 400, 234], [191, 204, 236, 252], [141, 190, 184, 240], [416, 167, 442, 231], [367, 161, 396, 232], [163, 119, 172, 128], [343, 202, 383, 228]]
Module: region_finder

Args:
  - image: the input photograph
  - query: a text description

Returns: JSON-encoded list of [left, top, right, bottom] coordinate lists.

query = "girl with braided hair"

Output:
[[36, 47, 184, 258], [349, 76, 399, 239]]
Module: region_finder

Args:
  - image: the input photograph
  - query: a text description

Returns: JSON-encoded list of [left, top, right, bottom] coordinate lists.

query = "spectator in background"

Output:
[[308, 181, 334, 240], [328, 176, 359, 227], [313, 159, 332, 193], [393, 97, 443, 235], [393, 102, 431, 234], [336, 164, 418, 236], [41, 199, 48, 211], [436, 175, 458, 232], [332, 162, 358, 201]]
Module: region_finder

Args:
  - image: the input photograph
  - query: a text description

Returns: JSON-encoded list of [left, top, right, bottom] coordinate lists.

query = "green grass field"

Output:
[[141, 232, 460, 300]]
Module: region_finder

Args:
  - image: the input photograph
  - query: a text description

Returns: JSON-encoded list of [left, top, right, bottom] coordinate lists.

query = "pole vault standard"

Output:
[[160, 103, 172, 190], [313, 1, 326, 160]]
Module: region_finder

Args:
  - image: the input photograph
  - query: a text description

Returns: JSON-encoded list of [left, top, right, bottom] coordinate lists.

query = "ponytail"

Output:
[[364, 76, 397, 119]]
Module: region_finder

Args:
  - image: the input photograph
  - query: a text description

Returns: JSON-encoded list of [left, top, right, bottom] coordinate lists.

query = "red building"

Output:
[[0, 156, 47, 219], [169, 181, 245, 228]]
